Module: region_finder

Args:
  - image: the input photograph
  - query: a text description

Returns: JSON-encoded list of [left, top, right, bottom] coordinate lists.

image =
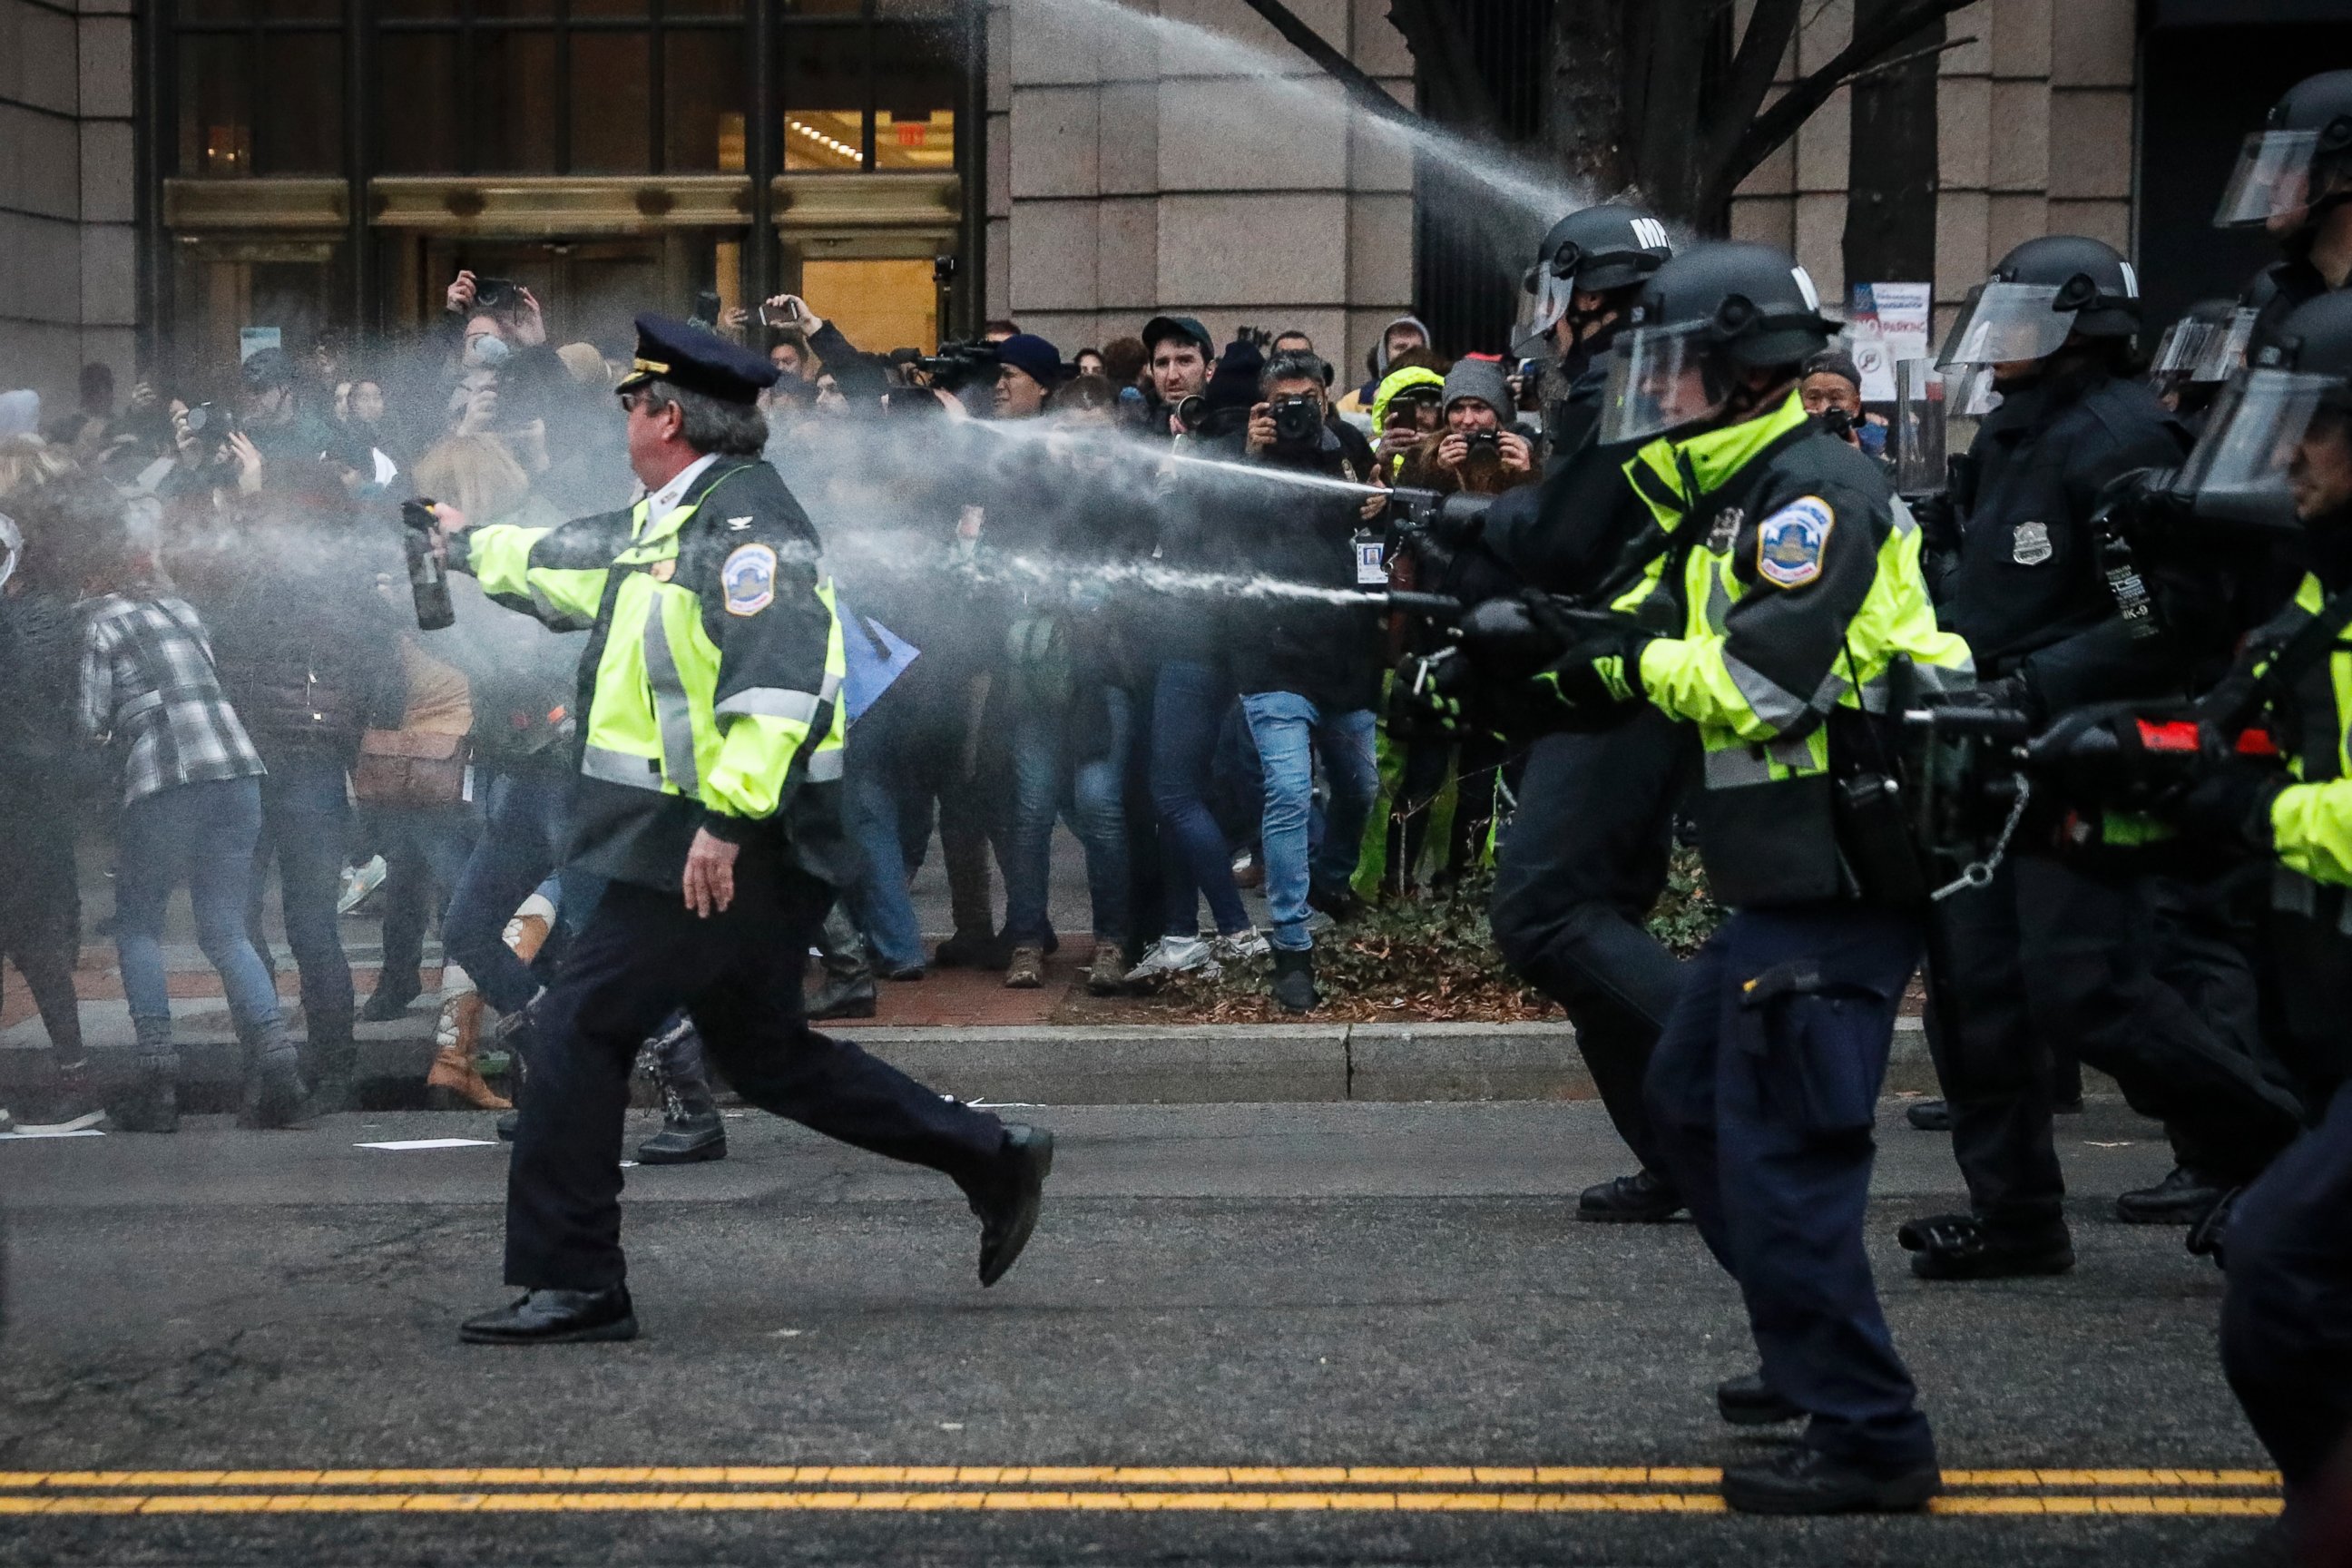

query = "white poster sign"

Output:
[[1846, 283, 1933, 402]]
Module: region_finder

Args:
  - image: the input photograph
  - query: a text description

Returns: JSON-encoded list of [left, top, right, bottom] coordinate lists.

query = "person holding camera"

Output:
[[1796, 349, 1889, 462], [1141, 316, 1214, 439], [1396, 359, 1537, 497], [1227, 349, 1385, 1011]]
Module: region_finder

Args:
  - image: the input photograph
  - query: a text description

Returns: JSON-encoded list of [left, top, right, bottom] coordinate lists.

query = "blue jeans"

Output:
[[374, 801, 484, 996], [1151, 659, 1250, 938], [247, 755, 355, 1035], [114, 776, 280, 1039], [1003, 685, 1132, 947], [441, 769, 572, 1014], [1240, 693, 1378, 952], [841, 678, 928, 972]]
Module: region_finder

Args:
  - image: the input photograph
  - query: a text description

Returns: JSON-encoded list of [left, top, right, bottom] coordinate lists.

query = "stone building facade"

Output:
[[0, 0, 138, 406]]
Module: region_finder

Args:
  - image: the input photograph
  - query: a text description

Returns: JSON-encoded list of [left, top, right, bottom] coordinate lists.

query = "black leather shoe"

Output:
[[459, 1287, 637, 1345], [637, 1111, 727, 1164], [1898, 1212, 2074, 1280], [1577, 1169, 1685, 1223], [933, 933, 1008, 971], [1717, 1370, 1803, 1426], [808, 976, 878, 1021], [2117, 1164, 2229, 1225], [1905, 1099, 1952, 1132], [358, 987, 419, 1024], [969, 1124, 1054, 1287], [878, 962, 927, 983], [1721, 1444, 1940, 1515]]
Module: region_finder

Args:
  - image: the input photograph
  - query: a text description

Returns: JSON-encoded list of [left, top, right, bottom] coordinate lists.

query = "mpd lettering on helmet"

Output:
[[1755, 496, 1835, 589]]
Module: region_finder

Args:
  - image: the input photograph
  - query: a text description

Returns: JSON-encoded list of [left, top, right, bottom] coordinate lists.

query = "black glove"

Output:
[[1457, 593, 1571, 682], [1532, 625, 1655, 713], [2171, 754, 2285, 855], [2090, 466, 2190, 539], [1928, 671, 2038, 721], [1387, 648, 1480, 741]]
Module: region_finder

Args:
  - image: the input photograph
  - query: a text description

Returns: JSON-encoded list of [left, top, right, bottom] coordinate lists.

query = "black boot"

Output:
[[1270, 948, 1318, 1014], [304, 1014, 359, 1114], [237, 1016, 311, 1129], [808, 975, 878, 1021], [1576, 1169, 1685, 1223], [1721, 1445, 1940, 1514], [636, 1017, 726, 1164], [35, 1058, 107, 1131], [1905, 1098, 1951, 1132], [1898, 1211, 2074, 1280], [2116, 1165, 2230, 1225], [112, 1023, 180, 1134], [1717, 1370, 1804, 1426]]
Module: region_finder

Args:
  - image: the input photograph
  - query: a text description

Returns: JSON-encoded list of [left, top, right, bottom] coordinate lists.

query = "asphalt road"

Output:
[[0, 1095, 2273, 1566]]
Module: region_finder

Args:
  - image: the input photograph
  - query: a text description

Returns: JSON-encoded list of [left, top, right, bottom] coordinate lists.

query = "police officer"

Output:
[[2139, 290, 2352, 1559], [2218, 71, 2352, 351], [1532, 241, 1968, 1513], [1432, 203, 1700, 1223], [438, 317, 1052, 1345], [1898, 237, 2305, 1283]]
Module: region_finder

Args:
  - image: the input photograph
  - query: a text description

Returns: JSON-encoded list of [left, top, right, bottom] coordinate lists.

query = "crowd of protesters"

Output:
[[0, 271, 1885, 1134]]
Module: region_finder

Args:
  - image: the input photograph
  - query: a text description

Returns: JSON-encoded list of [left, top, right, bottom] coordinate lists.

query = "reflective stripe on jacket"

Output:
[[457, 457, 848, 889], [2262, 572, 2352, 894], [1617, 389, 1975, 906]]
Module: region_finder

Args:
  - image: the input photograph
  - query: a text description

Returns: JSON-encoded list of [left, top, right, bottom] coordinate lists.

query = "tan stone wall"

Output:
[[987, 0, 1413, 374], [1730, 0, 2138, 336], [0, 0, 138, 411]]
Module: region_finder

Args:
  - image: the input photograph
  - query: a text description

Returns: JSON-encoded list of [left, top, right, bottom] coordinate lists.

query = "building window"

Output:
[[778, 12, 960, 172], [172, 5, 344, 177]]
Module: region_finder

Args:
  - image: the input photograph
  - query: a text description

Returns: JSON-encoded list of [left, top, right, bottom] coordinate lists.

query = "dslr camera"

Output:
[[1269, 394, 1322, 450], [912, 338, 1002, 395], [1465, 430, 1501, 459]]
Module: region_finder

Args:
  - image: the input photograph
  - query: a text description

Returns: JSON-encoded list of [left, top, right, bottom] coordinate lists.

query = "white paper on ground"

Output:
[[0, 1127, 105, 1141], [357, 1138, 500, 1151]]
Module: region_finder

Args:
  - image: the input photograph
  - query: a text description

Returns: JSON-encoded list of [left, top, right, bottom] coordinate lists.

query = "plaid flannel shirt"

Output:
[[79, 593, 266, 807]]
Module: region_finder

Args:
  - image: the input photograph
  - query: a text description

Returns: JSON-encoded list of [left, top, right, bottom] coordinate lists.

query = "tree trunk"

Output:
[[1538, 0, 1631, 198], [1842, 0, 1942, 288]]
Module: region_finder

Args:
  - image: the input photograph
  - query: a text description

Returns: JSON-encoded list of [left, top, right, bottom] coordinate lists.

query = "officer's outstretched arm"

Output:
[[698, 533, 839, 835], [2274, 780, 2352, 887], [451, 509, 632, 631], [1638, 489, 1878, 743]]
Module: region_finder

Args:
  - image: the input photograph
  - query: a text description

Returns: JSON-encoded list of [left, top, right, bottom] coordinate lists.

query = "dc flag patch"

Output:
[[1756, 496, 1835, 589], [721, 543, 778, 617]]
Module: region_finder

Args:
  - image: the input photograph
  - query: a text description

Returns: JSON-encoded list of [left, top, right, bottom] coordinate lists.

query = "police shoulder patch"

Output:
[[720, 542, 778, 617], [1755, 496, 1835, 590]]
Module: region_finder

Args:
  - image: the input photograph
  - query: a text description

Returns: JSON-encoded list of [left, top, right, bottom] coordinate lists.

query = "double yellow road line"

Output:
[[0, 1465, 2282, 1519]]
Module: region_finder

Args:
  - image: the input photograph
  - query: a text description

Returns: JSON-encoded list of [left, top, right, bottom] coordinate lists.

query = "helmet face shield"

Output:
[[1935, 282, 2073, 368], [2214, 130, 2319, 228], [2179, 368, 2342, 524], [2152, 307, 2259, 385], [1891, 359, 1949, 495], [1513, 267, 1576, 358], [1601, 321, 1735, 446], [0, 512, 17, 593]]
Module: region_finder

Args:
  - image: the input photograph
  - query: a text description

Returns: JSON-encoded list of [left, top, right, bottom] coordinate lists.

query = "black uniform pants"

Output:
[[1933, 853, 2303, 1227], [1645, 903, 1935, 1470], [1490, 712, 1696, 1175], [504, 853, 1009, 1292]]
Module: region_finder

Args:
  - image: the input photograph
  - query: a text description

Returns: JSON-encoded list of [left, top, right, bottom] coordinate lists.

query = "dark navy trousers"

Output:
[[2222, 1079, 2352, 1536], [1645, 902, 1935, 1470]]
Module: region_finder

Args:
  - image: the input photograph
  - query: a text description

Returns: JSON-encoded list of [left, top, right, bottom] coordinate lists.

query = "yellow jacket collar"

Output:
[[1624, 387, 1811, 525]]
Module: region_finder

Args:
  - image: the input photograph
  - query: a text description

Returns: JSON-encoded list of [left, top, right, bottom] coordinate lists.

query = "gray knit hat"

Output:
[[1440, 357, 1512, 416]]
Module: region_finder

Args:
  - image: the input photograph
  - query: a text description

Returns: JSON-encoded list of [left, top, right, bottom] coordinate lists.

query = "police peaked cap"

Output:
[[1537, 203, 1674, 294], [1631, 241, 1837, 368], [616, 313, 780, 406], [1991, 235, 2141, 339]]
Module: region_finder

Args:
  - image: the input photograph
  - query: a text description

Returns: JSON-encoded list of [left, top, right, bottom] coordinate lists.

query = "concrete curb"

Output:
[[0, 1015, 1933, 1108]]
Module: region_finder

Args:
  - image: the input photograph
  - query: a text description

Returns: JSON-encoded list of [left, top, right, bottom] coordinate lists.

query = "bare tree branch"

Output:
[[1233, 0, 1430, 140], [1703, 0, 1975, 211], [1705, 0, 1804, 173]]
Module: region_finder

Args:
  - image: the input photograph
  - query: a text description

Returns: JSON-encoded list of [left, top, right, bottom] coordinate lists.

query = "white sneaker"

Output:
[[1124, 935, 1217, 985], [337, 855, 387, 916], [1212, 928, 1270, 962], [0, 1107, 12, 1135]]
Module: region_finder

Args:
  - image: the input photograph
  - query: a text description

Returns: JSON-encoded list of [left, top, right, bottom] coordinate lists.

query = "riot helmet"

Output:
[[2176, 290, 2352, 525], [1600, 241, 1837, 446], [2151, 297, 2259, 389], [1514, 203, 1674, 358], [2213, 70, 2352, 233], [1936, 236, 2141, 370]]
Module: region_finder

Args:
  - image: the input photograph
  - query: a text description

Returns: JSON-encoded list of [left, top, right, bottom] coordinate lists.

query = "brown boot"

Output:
[[426, 992, 512, 1111]]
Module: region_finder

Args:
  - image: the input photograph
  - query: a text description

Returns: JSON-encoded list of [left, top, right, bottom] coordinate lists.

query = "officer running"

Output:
[[436, 315, 1052, 1345]]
